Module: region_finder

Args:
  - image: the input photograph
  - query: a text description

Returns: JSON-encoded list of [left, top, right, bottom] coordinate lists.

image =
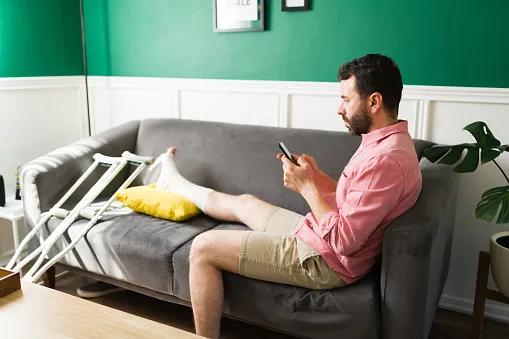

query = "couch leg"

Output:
[[43, 265, 56, 289]]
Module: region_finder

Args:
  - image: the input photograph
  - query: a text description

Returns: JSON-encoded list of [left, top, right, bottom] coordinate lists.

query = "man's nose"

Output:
[[338, 104, 345, 115]]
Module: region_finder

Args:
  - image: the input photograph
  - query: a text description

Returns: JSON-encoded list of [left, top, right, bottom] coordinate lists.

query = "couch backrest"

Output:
[[134, 118, 433, 216]]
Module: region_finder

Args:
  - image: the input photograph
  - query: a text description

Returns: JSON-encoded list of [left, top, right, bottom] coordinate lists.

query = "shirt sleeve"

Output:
[[321, 191, 337, 210], [313, 154, 405, 256]]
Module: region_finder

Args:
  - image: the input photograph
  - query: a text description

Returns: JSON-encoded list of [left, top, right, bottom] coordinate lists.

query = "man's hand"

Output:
[[276, 153, 320, 173], [279, 155, 315, 194], [277, 153, 337, 194]]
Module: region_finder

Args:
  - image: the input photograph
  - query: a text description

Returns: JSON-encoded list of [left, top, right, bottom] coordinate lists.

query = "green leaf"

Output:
[[464, 121, 501, 148], [423, 146, 451, 163], [476, 186, 509, 224], [453, 146, 479, 172], [481, 148, 503, 164], [423, 122, 509, 170], [439, 146, 466, 165], [423, 144, 481, 173]]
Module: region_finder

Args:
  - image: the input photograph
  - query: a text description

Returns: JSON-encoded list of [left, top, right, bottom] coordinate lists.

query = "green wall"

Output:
[[0, 0, 84, 77], [84, 0, 509, 88]]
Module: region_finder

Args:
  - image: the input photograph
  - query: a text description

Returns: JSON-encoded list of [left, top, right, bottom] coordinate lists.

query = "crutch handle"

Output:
[[93, 154, 123, 165], [122, 151, 155, 165]]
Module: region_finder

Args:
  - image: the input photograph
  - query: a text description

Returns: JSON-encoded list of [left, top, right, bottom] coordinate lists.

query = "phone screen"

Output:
[[279, 142, 297, 164]]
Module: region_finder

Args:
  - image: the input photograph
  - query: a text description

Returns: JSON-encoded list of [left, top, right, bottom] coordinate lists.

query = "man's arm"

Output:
[[295, 154, 338, 194], [301, 183, 336, 222], [314, 170, 338, 194], [301, 154, 405, 256]]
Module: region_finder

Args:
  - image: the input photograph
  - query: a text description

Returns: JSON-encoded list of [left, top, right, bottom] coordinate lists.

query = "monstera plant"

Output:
[[423, 121, 509, 296]]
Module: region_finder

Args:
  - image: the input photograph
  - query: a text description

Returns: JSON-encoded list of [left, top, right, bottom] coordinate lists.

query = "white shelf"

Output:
[[0, 197, 24, 220]]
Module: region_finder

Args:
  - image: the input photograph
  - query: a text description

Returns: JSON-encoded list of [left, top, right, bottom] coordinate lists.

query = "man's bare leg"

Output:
[[160, 147, 277, 232], [189, 230, 244, 339], [160, 147, 280, 337], [203, 192, 276, 232]]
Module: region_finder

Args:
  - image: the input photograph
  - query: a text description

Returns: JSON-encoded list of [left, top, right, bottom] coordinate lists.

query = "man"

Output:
[[152, 53, 422, 339]]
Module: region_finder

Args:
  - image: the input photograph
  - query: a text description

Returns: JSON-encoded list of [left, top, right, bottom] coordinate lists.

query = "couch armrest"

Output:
[[380, 160, 458, 339], [20, 121, 140, 229]]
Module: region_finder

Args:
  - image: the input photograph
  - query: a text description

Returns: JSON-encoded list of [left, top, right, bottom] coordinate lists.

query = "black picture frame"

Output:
[[213, 0, 265, 33], [282, 0, 310, 12]]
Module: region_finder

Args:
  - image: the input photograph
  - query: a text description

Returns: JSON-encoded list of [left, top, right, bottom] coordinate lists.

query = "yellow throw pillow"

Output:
[[115, 184, 201, 221]]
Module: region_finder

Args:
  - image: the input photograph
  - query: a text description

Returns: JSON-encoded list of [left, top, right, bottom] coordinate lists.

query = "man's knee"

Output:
[[190, 232, 216, 264], [237, 194, 258, 208]]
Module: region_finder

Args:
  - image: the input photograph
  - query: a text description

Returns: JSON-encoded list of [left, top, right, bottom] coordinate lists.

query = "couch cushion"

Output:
[[172, 223, 381, 339], [45, 210, 220, 295]]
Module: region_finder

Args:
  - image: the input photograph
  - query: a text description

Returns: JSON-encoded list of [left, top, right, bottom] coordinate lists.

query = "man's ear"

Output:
[[369, 92, 383, 113]]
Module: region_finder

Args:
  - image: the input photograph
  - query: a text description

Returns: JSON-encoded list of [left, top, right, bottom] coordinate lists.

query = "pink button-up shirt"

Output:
[[292, 121, 422, 284]]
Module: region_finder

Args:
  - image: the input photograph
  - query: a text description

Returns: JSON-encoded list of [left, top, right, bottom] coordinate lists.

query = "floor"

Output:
[[51, 272, 509, 339]]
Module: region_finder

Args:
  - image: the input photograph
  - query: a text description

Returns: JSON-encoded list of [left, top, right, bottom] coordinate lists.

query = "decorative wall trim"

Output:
[[415, 99, 431, 140], [87, 76, 509, 139], [88, 76, 509, 103], [278, 93, 290, 128], [0, 76, 89, 139], [440, 293, 509, 324]]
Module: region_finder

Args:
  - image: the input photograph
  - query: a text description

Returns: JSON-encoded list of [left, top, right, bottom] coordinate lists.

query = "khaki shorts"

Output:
[[239, 207, 346, 290]]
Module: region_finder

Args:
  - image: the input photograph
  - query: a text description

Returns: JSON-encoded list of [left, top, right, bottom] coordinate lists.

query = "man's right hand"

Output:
[[299, 154, 320, 174], [277, 153, 320, 174], [278, 153, 337, 194]]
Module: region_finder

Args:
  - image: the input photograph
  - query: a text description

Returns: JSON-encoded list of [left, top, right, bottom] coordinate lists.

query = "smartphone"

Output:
[[279, 142, 298, 165]]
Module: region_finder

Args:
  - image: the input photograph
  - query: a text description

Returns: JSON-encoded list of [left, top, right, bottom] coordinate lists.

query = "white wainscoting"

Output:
[[0, 76, 88, 256], [88, 76, 436, 137], [3, 75, 509, 324], [88, 76, 509, 323]]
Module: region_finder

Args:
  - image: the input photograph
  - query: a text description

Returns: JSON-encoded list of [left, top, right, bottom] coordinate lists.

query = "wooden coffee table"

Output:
[[0, 281, 204, 338]]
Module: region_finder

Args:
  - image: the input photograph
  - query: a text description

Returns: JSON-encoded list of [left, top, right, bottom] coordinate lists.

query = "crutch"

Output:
[[4, 154, 124, 272], [9, 154, 126, 275], [20, 153, 131, 279], [24, 151, 154, 283]]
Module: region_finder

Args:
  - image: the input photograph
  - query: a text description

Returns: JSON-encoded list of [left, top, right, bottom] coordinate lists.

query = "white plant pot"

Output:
[[490, 231, 509, 297]]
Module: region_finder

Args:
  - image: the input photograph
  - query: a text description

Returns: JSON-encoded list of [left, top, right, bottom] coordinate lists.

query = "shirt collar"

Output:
[[361, 120, 409, 146]]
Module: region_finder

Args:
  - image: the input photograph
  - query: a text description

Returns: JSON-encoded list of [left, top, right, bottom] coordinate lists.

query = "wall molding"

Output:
[[87, 76, 509, 139], [440, 293, 509, 324], [0, 76, 89, 139], [0, 76, 85, 90], [87, 76, 509, 104]]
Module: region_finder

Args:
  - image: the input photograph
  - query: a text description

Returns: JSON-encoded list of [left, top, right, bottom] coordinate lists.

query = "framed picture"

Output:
[[213, 0, 265, 33], [282, 0, 310, 12]]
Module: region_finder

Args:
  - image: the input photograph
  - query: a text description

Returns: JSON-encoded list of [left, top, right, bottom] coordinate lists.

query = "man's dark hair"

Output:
[[338, 54, 403, 119]]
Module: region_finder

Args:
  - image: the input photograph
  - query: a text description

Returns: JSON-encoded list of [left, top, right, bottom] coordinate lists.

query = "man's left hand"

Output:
[[280, 155, 315, 194]]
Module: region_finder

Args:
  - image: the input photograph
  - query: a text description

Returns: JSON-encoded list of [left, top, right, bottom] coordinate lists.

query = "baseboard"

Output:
[[439, 293, 509, 324]]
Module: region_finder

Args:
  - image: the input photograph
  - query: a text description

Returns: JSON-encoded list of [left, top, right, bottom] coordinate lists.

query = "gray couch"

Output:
[[21, 118, 458, 339]]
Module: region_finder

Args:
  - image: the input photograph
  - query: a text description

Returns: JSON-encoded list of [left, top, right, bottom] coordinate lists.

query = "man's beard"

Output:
[[343, 107, 372, 136]]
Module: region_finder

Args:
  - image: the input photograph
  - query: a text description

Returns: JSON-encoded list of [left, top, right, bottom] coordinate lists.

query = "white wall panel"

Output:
[[0, 76, 87, 257], [180, 90, 280, 127]]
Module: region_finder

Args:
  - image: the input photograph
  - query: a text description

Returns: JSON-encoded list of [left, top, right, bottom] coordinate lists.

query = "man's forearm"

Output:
[[314, 170, 338, 194], [301, 183, 336, 222]]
